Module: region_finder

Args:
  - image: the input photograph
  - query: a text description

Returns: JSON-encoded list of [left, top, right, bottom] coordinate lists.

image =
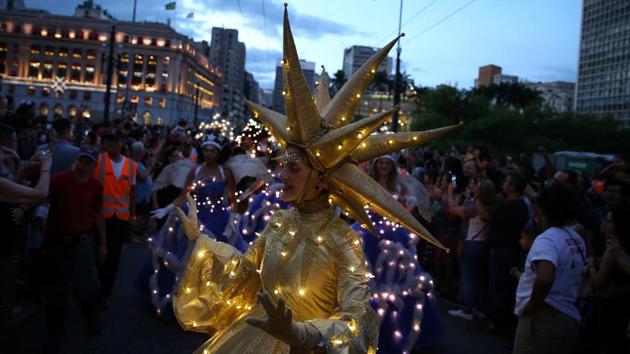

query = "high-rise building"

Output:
[[208, 27, 246, 120], [243, 71, 259, 104], [272, 59, 315, 113], [575, 0, 630, 126], [0, 0, 25, 11], [475, 64, 518, 88], [342, 45, 391, 79], [0, 1, 222, 124]]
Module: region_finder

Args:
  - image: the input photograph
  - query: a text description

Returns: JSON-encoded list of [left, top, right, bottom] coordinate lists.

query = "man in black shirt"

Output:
[[486, 172, 530, 333]]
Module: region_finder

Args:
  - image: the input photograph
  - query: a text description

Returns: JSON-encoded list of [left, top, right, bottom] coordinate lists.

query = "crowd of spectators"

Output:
[[0, 91, 628, 353]]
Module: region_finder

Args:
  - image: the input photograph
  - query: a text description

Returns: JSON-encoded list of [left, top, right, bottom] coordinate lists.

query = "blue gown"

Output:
[[136, 165, 247, 316], [234, 183, 289, 245], [353, 210, 443, 353]]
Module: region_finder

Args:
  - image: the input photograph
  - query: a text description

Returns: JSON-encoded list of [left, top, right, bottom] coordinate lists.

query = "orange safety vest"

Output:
[[94, 153, 137, 221]]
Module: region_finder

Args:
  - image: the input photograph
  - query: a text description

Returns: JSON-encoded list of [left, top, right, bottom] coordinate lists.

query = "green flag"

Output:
[[165, 1, 176, 10]]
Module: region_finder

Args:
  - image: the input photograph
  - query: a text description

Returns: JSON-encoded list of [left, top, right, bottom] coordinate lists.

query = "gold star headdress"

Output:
[[245, 5, 461, 251]]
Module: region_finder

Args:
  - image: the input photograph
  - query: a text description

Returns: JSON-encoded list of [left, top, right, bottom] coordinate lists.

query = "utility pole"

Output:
[[193, 82, 200, 127], [103, 23, 116, 122], [391, 0, 403, 132]]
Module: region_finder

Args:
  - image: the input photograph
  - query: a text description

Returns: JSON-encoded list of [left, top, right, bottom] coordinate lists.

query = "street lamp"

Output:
[[102, 22, 117, 122], [391, 0, 404, 132]]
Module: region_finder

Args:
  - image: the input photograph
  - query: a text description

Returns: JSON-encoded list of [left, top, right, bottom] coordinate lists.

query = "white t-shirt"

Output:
[[514, 226, 586, 321], [110, 156, 136, 185]]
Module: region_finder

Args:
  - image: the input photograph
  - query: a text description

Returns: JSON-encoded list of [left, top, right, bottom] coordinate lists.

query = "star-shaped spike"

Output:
[[244, 100, 289, 146], [314, 66, 331, 114], [330, 164, 446, 251], [282, 4, 321, 145], [309, 109, 396, 169], [351, 122, 463, 163], [329, 193, 378, 236]]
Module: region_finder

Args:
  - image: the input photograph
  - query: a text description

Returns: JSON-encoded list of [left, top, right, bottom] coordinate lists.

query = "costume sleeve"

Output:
[[173, 226, 267, 334], [307, 228, 379, 354]]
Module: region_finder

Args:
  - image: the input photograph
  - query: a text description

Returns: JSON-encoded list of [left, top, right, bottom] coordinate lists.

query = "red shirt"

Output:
[[47, 170, 103, 236]]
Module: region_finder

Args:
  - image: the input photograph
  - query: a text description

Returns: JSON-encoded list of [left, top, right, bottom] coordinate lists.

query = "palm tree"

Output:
[[330, 70, 347, 95]]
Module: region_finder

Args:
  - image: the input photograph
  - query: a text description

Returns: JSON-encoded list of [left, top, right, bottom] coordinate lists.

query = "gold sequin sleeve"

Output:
[[172, 228, 267, 334], [307, 226, 379, 354]]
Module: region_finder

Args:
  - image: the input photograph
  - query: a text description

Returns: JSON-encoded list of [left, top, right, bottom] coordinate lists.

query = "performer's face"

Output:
[[202, 146, 218, 163], [279, 146, 326, 202], [376, 158, 394, 177]]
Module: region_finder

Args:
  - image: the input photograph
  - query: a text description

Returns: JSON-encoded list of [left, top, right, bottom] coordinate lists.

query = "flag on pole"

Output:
[[165, 1, 176, 10], [186, 12, 194, 19]]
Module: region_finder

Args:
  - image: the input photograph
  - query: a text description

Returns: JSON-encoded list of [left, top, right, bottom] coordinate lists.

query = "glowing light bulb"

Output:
[[299, 288, 305, 296]]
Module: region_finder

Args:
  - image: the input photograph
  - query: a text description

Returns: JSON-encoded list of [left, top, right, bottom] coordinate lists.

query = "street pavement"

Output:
[[13, 243, 512, 354]]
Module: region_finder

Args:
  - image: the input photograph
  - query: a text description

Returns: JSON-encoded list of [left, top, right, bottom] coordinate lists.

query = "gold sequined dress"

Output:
[[173, 207, 379, 353]]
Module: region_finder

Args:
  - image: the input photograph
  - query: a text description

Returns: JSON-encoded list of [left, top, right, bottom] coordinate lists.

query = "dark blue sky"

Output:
[[27, 0, 581, 89]]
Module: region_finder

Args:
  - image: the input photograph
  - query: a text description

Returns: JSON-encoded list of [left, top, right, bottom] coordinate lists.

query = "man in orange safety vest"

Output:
[[93, 129, 137, 308]]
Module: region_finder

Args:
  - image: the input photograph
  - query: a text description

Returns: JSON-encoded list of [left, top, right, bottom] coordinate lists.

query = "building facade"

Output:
[[243, 71, 260, 104], [575, 0, 630, 126], [475, 64, 519, 88], [272, 59, 315, 113], [342, 45, 392, 79], [525, 81, 575, 113], [0, 2, 222, 125], [208, 27, 246, 120]]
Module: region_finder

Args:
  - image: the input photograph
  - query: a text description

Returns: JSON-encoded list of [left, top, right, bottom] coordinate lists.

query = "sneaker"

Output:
[[448, 309, 474, 320]]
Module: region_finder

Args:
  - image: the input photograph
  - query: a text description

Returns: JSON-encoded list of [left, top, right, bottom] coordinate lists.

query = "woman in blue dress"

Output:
[[353, 155, 443, 354], [137, 134, 244, 316]]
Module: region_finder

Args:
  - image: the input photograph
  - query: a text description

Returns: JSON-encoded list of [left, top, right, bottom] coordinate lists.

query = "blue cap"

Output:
[[77, 145, 99, 162]]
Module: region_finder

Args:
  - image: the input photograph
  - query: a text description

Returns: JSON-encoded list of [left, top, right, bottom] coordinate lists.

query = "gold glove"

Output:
[[175, 194, 201, 241], [246, 292, 322, 350]]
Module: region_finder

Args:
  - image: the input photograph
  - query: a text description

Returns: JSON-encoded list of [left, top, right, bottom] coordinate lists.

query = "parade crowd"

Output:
[[0, 95, 629, 354]]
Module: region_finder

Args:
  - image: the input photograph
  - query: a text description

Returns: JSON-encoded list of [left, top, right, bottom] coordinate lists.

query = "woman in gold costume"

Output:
[[172, 5, 460, 353]]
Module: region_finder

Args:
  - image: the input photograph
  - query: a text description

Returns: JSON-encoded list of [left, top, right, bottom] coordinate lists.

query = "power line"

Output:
[[405, 0, 476, 45], [378, 0, 439, 45]]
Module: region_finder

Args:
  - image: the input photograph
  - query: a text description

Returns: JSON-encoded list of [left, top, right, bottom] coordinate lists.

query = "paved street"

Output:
[[13, 243, 512, 354]]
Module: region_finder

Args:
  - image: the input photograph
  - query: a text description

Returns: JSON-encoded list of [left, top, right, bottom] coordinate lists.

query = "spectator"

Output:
[[513, 185, 585, 354], [43, 146, 106, 353], [130, 142, 152, 242], [93, 129, 137, 309], [482, 172, 530, 333], [0, 151, 50, 348], [448, 176, 497, 320], [0, 123, 19, 177], [38, 118, 79, 175], [585, 201, 630, 354]]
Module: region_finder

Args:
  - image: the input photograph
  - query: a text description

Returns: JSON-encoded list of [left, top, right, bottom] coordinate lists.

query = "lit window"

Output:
[[53, 104, 63, 117], [159, 97, 166, 108], [81, 106, 91, 119], [28, 61, 40, 78], [30, 45, 41, 55], [68, 105, 77, 118]]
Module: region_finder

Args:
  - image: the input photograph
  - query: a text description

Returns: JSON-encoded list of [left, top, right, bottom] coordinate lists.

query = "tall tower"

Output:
[[209, 28, 246, 120], [575, 0, 630, 126]]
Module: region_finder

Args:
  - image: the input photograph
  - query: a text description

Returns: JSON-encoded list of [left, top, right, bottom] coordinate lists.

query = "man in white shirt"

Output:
[[513, 185, 585, 354]]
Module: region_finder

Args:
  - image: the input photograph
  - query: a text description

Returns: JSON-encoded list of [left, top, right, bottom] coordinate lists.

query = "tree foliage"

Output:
[[410, 84, 630, 155]]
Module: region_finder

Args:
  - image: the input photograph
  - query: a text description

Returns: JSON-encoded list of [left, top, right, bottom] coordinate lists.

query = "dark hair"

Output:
[[562, 170, 579, 186], [197, 143, 231, 165], [536, 185, 580, 227], [507, 172, 527, 194], [52, 118, 72, 135], [610, 201, 630, 253]]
